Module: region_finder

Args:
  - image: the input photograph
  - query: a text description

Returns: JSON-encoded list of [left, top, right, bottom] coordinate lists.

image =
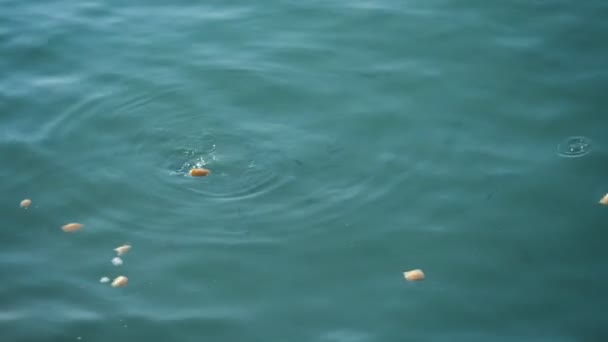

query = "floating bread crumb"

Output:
[[599, 193, 608, 205], [403, 269, 425, 282], [61, 223, 83, 232], [115, 244, 131, 256], [20, 199, 32, 209], [189, 168, 210, 177], [111, 276, 128, 288]]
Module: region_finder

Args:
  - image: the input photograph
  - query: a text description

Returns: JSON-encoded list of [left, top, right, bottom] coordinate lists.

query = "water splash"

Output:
[[557, 136, 592, 158], [163, 133, 292, 201]]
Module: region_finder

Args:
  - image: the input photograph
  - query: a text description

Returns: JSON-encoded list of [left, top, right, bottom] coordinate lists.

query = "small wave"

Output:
[[557, 136, 592, 158], [160, 131, 293, 201]]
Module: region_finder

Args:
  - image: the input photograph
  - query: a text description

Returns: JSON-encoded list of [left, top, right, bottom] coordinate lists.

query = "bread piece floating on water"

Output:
[[100, 277, 110, 283], [189, 168, 210, 177], [114, 244, 131, 256], [403, 269, 425, 282], [61, 223, 83, 232], [599, 193, 608, 205], [20, 199, 32, 209], [111, 276, 128, 288]]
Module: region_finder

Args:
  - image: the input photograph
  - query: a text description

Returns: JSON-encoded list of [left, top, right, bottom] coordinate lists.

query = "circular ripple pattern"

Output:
[[557, 136, 592, 158], [45, 80, 417, 241], [161, 131, 293, 201]]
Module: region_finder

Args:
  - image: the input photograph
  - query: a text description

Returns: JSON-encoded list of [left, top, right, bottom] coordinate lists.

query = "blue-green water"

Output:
[[2, 1, 608, 341]]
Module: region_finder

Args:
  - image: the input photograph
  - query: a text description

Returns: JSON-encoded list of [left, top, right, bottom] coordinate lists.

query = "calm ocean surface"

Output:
[[2, 1, 608, 341]]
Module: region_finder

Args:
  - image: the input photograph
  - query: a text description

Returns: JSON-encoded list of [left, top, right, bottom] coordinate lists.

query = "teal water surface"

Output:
[[2, 1, 608, 341]]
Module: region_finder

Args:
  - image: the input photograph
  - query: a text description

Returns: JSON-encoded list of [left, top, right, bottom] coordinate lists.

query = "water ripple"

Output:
[[557, 136, 592, 158], [161, 132, 293, 201]]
